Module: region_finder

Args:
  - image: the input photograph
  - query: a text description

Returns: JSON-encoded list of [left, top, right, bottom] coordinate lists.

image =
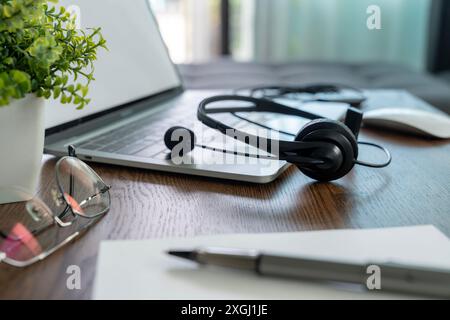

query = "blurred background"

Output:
[[149, 0, 448, 72], [149, 0, 450, 113]]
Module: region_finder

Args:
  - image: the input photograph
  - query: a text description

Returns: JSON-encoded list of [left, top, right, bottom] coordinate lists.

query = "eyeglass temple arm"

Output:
[[68, 145, 77, 199], [68, 145, 77, 158]]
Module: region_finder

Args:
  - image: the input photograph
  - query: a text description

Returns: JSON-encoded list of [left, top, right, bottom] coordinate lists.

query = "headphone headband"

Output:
[[197, 95, 336, 156], [197, 95, 363, 153]]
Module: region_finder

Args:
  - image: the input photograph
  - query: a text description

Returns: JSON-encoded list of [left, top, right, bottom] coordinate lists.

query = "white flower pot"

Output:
[[0, 95, 45, 204]]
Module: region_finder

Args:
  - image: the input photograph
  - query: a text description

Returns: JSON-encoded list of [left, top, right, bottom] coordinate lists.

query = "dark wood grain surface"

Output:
[[0, 129, 449, 300]]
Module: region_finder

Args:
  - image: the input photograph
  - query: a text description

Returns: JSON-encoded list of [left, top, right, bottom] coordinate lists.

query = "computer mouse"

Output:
[[363, 108, 450, 139]]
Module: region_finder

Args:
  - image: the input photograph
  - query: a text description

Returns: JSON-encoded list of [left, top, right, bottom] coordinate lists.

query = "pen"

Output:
[[167, 247, 450, 298]]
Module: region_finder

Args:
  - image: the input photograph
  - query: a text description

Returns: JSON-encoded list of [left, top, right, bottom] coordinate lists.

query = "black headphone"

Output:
[[164, 95, 391, 182]]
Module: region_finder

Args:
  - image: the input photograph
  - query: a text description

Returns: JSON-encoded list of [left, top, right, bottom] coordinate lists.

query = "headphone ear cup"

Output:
[[295, 119, 358, 181]]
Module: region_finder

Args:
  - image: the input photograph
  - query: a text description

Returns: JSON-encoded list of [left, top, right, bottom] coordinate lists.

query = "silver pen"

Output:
[[167, 247, 450, 298]]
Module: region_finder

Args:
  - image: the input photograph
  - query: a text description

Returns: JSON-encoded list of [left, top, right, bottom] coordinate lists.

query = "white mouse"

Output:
[[363, 108, 450, 139]]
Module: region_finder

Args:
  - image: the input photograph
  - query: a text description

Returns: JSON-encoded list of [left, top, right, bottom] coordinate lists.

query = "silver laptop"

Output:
[[45, 0, 345, 183]]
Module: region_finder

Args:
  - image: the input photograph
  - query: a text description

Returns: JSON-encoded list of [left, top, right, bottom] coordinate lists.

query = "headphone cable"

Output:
[[230, 113, 392, 168]]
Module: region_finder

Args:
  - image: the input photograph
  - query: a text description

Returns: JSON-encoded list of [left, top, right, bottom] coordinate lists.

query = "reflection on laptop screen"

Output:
[[45, 0, 181, 130]]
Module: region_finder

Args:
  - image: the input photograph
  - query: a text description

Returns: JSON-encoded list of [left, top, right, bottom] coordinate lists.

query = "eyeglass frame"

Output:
[[0, 145, 111, 267]]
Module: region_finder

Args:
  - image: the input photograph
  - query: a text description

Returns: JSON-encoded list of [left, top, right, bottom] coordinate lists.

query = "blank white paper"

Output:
[[93, 226, 450, 300]]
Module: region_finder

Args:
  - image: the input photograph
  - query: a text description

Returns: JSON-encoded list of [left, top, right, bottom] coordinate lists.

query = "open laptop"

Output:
[[45, 0, 346, 183]]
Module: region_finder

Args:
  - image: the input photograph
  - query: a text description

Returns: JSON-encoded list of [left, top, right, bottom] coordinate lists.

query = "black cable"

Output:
[[354, 141, 392, 168]]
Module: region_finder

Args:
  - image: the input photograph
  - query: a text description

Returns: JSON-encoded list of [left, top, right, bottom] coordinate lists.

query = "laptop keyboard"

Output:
[[76, 109, 248, 160]]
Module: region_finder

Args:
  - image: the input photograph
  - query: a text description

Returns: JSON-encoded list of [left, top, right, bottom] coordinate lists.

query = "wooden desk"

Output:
[[0, 129, 449, 299]]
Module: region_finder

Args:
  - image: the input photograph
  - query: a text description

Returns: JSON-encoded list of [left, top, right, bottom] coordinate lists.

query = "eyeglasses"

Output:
[[0, 146, 111, 267]]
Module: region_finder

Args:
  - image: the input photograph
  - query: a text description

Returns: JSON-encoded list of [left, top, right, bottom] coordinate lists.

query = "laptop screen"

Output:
[[45, 0, 182, 130]]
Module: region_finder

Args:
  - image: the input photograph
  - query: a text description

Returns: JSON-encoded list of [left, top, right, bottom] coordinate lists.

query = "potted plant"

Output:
[[0, 0, 106, 204]]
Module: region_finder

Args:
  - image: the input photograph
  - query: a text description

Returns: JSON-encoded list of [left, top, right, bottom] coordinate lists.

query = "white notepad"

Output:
[[93, 226, 450, 300]]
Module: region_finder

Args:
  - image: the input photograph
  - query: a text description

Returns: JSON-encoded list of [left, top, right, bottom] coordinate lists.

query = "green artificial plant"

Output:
[[0, 0, 106, 109]]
